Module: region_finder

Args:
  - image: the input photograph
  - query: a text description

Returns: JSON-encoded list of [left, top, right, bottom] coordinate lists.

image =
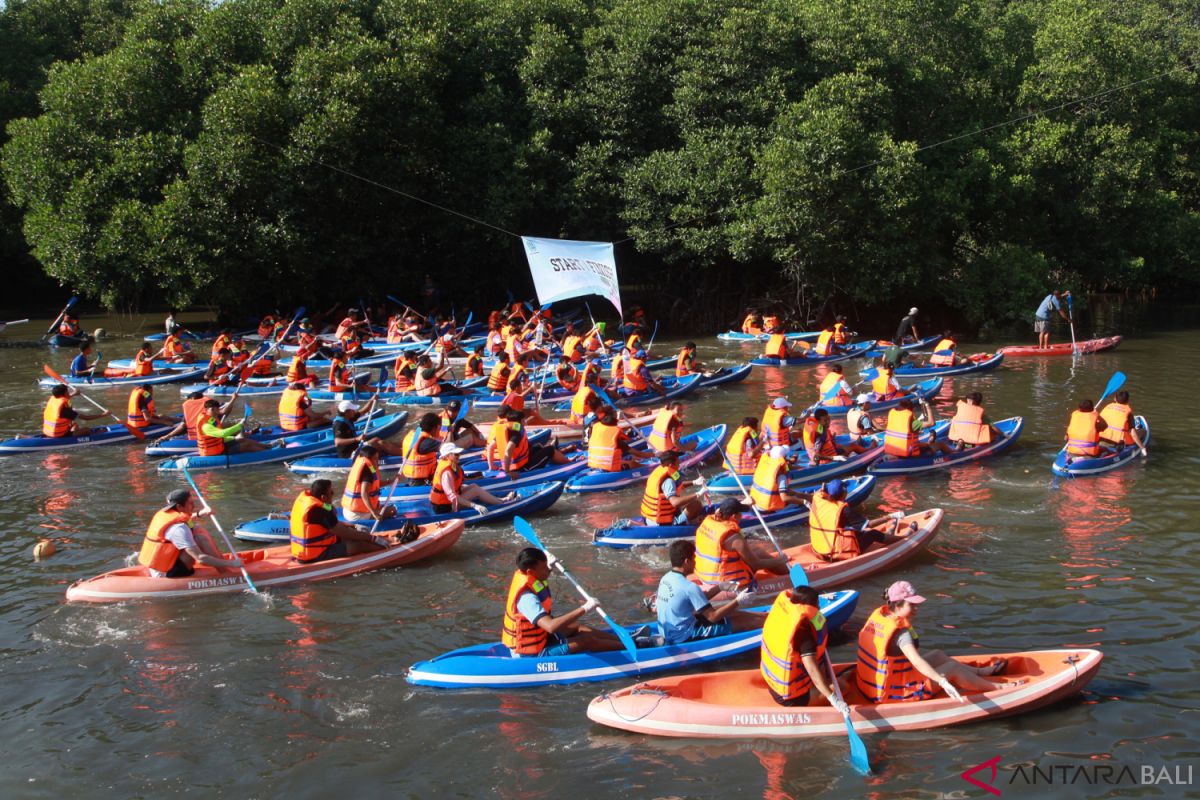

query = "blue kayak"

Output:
[[144, 411, 410, 457], [38, 367, 207, 389], [564, 424, 726, 493], [285, 428, 552, 475], [803, 377, 944, 417], [717, 331, 821, 343], [869, 416, 1024, 475], [233, 481, 566, 542], [701, 441, 885, 495], [552, 374, 701, 412], [694, 364, 752, 389], [1052, 416, 1150, 477], [105, 358, 210, 372], [594, 475, 877, 548], [750, 340, 877, 367], [0, 421, 177, 454], [405, 589, 858, 689], [861, 334, 942, 359], [889, 351, 1005, 379], [156, 412, 408, 472], [182, 372, 377, 398]]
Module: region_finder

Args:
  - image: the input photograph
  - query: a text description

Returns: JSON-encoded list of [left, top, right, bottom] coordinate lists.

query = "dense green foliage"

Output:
[[1, 0, 1197, 326]]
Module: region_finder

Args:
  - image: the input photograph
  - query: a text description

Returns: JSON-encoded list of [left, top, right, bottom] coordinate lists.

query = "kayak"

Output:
[[105, 358, 211, 372], [233, 481, 566, 543], [278, 350, 397, 370], [65, 519, 465, 602], [703, 508, 943, 599], [889, 351, 1005, 379], [717, 331, 821, 343], [585, 647, 1104, 738], [182, 372, 378, 398], [284, 427, 552, 474], [552, 374, 702, 412], [1052, 416, 1149, 477], [861, 334, 943, 359], [594, 475, 877, 548], [998, 336, 1122, 357], [48, 333, 89, 348], [701, 439, 885, 495], [155, 412, 408, 472], [868, 417, 1024, 475], [144, 411, 409, 457], [564, 424, 727, 493], [0, 421, 177, 454], [471, 411, 658, 443], [405, 590, 859, 689], [694, 364, 752, 389], [805, 378, 944, 417], [38, 367, 208, 389], [750, 341, 877, 367]]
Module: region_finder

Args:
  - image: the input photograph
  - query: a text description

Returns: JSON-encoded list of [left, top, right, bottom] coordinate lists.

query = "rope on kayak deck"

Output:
[[599, 685, 671, 723]]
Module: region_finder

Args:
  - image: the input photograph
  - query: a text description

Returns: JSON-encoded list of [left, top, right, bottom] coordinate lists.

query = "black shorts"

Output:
[[431, 501, 453, 514], [769, 688, 813, 707], [526, 445, 555, 470], [164, 557, 195, 578], [406, 477, 432, 487], [295, 539, 348, 564]]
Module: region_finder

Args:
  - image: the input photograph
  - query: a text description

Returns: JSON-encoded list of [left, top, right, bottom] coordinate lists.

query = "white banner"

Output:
[[521, 236, 622, 317]]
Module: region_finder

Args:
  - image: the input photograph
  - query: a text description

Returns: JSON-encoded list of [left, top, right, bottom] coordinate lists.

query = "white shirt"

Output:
[[149, 522, 197, 578]]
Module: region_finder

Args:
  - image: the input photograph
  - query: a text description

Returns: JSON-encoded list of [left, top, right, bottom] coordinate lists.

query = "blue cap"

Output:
[[635, 349, 646, 358], [590, 358, 602, 366], [824, 479, 845, 498]]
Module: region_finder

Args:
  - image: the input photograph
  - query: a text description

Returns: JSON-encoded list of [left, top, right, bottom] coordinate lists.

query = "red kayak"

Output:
[[998, 336, 1121, 357]]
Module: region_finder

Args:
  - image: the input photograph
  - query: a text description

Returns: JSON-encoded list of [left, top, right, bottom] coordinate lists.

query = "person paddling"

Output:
[[41, 384, 104, 438], [725, 417, 763, 476], [1098, 390, 1147, 457], [139, 488, 244, 578], [808, 479, 901, 561], [655, 539, 762, 647], [586, 405, 652, 471], [502, 547, 623, 656], [69, 341, 99, 379], [675, 342, 704, 377], [197, 398, 273, 455], [430, 443, 514, 513], [290, 479, 392, 563], [693, 498, 789, 589], [856, 581, 1020, 704], [928, 331, 966, 367], [126, 384, 176, 430], [340, 444, 398, 524], [947, 392, 1000, 449], [760, 584, 850, 713], [884, 398, 953, 458], [278, 382, 330, 431], [1064, 398, 1108, 457], [640, 450, 706, 526], [647, 401, 695, 453], [331, 399, 406, 458], [1034, 290, 1072, 349], [749, 445, 810, 512]]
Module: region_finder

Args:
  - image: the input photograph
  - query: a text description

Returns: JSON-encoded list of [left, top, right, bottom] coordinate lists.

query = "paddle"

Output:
[[513, 516, 639, 661], [244, 306, 306, 374], [593, 384, 651, 447], [42, 364, 146, 440], [42, 296, 78, 342], [716, 447, 808, 588], [181, 467, 260, 594], [1097, 371, 1126, 407], [0, 318, 30, 333], [826, 652, 871, 774], [585, 302, 611, 357], [647, 319, 659, 354], [1067, 294, 1077, 356], [370, 472, 404, 534]]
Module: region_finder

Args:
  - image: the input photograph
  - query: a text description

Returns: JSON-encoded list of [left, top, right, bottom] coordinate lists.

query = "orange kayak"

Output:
[[696, 508, 943, 599], [587, 649, 1103, 738], [65, 519, 464, 602]]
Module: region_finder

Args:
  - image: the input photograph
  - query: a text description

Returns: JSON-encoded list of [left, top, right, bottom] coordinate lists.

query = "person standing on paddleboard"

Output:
[[1034, 290, 1072, 350]]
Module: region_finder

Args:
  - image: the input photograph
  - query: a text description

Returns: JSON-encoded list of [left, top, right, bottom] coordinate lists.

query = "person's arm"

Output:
[[728, 533, 788, 571], [204, 418, 244, 440], [1057, 294, 1071, 322], [442, 469, 462, 511], [896, 632, 963, 700]]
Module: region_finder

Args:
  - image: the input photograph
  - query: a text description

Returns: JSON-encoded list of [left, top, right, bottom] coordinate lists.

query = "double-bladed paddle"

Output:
[[181, 467, 260, 594]]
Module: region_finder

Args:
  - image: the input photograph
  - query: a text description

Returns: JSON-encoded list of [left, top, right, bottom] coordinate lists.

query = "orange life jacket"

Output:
[[750, 454, 788, 512], [726, 425, 759, 475], [393, 356, 415, 390], [809, 490, 857, 559], [761, 407, 792, 448], [278, 387, 309, 431], [257, 317, 276, 338], [948, 400, 990, 445], [623, 357, 647, 391], [884, 408, 918, 457], [290, 491, 339, 562], [496, 421, 530, 470], [801, 416, 837, 463], [386, 316, 403, 343], [765, 334, 788, 359], [856, 605, 929, 703], [587, 422, 623, 471], [138, 509, 192, 573], [487, 362, 510, 393], [582, 330, 603, 351], [625, 334, 642, 353], [1099, 403, 1133, 445], [502, 390, 525, 412], [815, 329, 836, 356], [562, 335, 584, 363], [501, 570, 551, 655], [430, 458, 463, 506], [133, 350, 154, 377], [639, 465, 680, 524], [1066, 410, 1101, 456], [60, 318, 81, 336], [818, 372, 852, 406], [196, 413, 227, 456], [694, 516, 751, 586], [210, 335, 231, 361], [929, 338, 956, 367], [556, 364, 579, 392], [465, 353, 484, 378], [675, 348, 694, 377], [42, 396, 72, 438], [570, 385, 597, 425], [647, 408, 681, 452], [328, 356, 351, 388], [126, 388, 155, 428], [507, 364, 526, 392], [414, 366, 441, 396], [182, 398, 207, 440], [341, 455, 381, 515], [760, 594, 828, 701], [286, 358, 308, 384], [872, 368, 899, 400], [401, 430, 438, 479], [164, 335, 190, 360]]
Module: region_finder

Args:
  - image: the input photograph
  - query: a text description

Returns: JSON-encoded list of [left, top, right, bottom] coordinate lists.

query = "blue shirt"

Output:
[[1035, 294, 1061, 319], [69, 353, 89, 377], [515, 590, 549, 628], [656, 570, 711, 644]]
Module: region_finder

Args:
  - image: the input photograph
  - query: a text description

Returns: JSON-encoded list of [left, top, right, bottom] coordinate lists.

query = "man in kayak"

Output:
[[1034, 290, 1072, 349], [1098, 390, 1148, 457], [725, 417, 762, 476], [947, 392, 1001, 449], [41, 384, 105, 438], [815, 365, 854, 408], [153, 389, 233, 446], [291, 479, 392, 562], [894, 307, 920, 344], [761, 397, 796, 448], [126, 385, 176, 430], [340, 444, 398, 524], [749, 445, 811, 513], [809, 479, 902, 561], [813, 317, 847, 357], [502, 547, 623, 656], [927, 331, 968, 367], [763, 326, 807, 361], [69, 341, 99, 379], [495, 408, 572, 478], [414, 353, 465, 396], [759, 585, 851, 711], [675, 342, 705, 377], [693, 498, 790, 589], [139, 488, 244, 578], [647, 401, 695, 453], [622, 349, 667, 398], [400, 412, 443, 485], [655, 539, 762, 647], [587, 405, 653, 472], [884, 398, 953, 458], [278, 382, 330, 431], [331, 399, 406, 459], [438, 400, 486, 450], [846, 395, 881, 448], [1064, 398, 1109, 457], [59, 312, 83, 339], [856, 580, 1018, 704], [871, 361, 906, 402], [640, 450, 706, 526], [430, 443, 514, 514], [197, 398, 275, 455], [162, 327, 196, 364], [798, 408, 867, 464]]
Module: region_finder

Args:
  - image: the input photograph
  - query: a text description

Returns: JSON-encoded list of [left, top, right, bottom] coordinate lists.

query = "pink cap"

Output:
[[886, 580, 926, 604]]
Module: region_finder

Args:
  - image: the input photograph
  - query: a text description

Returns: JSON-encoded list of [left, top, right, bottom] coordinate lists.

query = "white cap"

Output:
[[909, 307, 919, 315], [439, 442, 465, 457], [769, 445, 788, 459], [337, 401, 360, 412], [855, 393, 870, 405], [771, 397, 792, 409]]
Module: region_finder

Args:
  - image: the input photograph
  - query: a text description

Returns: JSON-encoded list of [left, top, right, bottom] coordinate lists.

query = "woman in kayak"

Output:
[[856, 581, 1020, 704]]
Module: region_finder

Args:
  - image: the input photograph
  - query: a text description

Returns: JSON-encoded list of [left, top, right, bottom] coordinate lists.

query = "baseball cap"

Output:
[[635, 349, 646, 358], [886, 580, 926, 604], [718, 498, 748, 516], [824, 479, 845, 498], [909, 307, 919, 315], [165, 488, 191, 507], [855, 393, 870, 405], [337, 400, 360, 413], [769, 445, 787, 459], [438, 443, 465, 457], [771, 397, 792, 409]]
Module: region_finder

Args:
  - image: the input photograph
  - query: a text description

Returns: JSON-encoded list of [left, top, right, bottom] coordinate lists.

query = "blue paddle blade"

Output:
[[860, 367, 878, 382], [1098, 371, 1126, 405], [846, 717, 871, 774], [513, 516, 545, 551], [788, 562, 810, 588], [242, 402, 252, 419], [455, 400, 471, 423]]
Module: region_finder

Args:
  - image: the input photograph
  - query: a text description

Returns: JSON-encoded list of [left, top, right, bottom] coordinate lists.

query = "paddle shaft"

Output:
[[181, 468, 260, 593], [716, 447, 809, 587], [42, 297, 78, 341], [1068, 295, 1077, 354], [370, 472, 403, 533]]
